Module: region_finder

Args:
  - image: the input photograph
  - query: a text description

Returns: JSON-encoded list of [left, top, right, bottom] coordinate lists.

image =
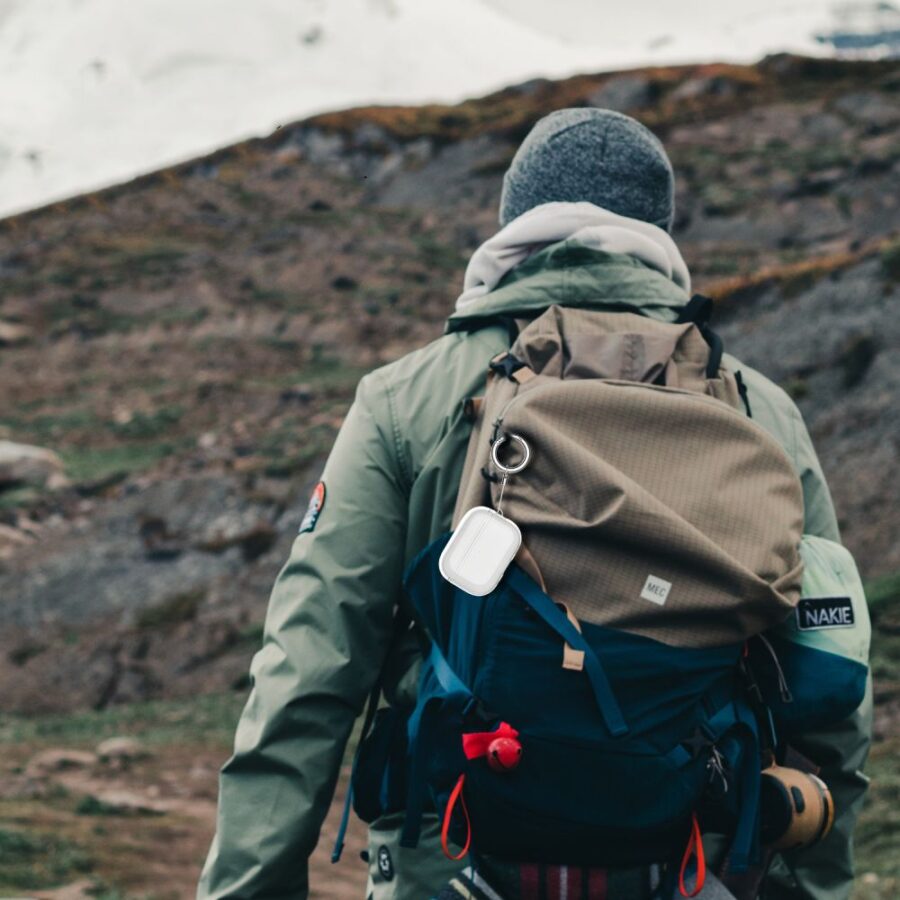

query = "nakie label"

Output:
[[641, 574, 672, 606], [797, 596, 855, 631]]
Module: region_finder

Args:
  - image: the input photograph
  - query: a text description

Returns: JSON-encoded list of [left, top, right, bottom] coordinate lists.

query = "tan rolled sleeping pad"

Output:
[[761, 765, 835, 851]]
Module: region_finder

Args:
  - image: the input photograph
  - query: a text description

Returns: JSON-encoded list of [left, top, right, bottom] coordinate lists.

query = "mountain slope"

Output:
[[0, 53, 899, 900], [0, 0, 894, 217], [1, 52, 899, 705]]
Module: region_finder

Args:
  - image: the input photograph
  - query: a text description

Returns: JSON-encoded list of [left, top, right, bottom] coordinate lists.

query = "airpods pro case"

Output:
[[438, 506, 522, 597]]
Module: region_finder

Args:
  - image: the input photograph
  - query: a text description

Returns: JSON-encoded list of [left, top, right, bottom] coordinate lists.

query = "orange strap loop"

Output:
[[441, 774, 472, 862], [679, 813, 706, 898]]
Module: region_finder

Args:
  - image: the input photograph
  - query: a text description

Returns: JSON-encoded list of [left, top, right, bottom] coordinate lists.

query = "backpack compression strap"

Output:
[[331, 607, 413, 863], [506, 566, 629, 738]]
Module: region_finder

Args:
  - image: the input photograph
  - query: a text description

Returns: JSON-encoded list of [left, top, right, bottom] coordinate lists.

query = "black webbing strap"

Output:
[[677, 293, 724, 379], [675, 293, 714, 326], [703, 328, 725, 379], [488, 352, 528, 381], [734, 370, 753, 418], [331, 606, 413, 863], [452, 313, 523, 343]]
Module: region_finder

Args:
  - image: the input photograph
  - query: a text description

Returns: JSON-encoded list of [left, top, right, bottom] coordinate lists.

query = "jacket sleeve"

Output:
[[765, 403, 873, 900], [197, 371, 409, 900]]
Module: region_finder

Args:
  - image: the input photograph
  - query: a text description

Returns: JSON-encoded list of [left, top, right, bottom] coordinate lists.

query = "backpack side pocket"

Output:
[[755, 535, 870, 734]]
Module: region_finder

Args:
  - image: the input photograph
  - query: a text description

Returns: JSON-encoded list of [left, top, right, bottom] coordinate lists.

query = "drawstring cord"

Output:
[[756, 634, 793, 703], [679, 813, 706, 898], [441, 774, 472, 861]]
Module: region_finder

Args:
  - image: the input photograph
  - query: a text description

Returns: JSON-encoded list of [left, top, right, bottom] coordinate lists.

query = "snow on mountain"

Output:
[[0, 0, 891, 217]]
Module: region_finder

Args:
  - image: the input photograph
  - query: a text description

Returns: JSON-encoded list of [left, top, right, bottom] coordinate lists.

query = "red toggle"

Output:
[[462, 722, 520, 760], [679, 813, 706, 898]]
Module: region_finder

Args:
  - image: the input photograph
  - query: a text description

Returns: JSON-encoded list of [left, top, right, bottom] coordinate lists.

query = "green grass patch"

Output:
[[135, 588, 205, 631], [45, 298, 137, 336], [867, 572, 900, 685], [0, 484, 43, 511], [0, 693, 247, 750], [880, 241, 900, 282], [414, 236, 466, 272], [854, 738, 900, 899], [109, 406, 183, 440], [259, 421, 336, 478], [94, 238, 188, 277], [238, 622, 265, 646], [846, 572, 900, 897], [247, 359, 368, 394], [867, 571, 900, 625], [60, 442, 175, 483], [0, 407, 102, 442], [0, 826, 93, 891], [75, 796, 130, 817]]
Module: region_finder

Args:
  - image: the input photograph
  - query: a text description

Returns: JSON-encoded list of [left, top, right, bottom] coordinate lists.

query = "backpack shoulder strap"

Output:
[[676, 293, 724, 379], [331, 606, 413, 863]]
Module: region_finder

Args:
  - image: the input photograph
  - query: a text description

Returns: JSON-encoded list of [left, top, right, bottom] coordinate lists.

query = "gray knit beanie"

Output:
[[499, 108, 675, 232]]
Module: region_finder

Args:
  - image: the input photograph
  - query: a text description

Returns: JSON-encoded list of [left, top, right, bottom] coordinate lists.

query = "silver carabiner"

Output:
[[490, 433, 531, 475]]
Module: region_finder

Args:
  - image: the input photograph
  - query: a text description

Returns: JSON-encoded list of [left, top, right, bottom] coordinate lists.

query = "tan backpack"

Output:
[[453, 304, 805, 649]]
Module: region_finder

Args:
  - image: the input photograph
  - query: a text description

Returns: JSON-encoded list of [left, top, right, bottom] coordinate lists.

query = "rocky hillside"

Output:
[[1, 52, 899, 900], [1, 53, 899, 712]]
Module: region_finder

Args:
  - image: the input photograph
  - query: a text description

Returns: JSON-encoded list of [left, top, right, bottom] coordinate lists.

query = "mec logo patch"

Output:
[[640, 574, 672, 606], [797, 596, 855, 631]]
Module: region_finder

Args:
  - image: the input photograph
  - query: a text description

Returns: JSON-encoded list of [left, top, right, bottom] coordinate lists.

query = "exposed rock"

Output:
[[1, 56, 900, 733], [0, 320, 32, 346], [374, 134, 504, 210], [588, 75, 656, 111], [833, 91, 900, 130], [352, 122, 392, 152], [198, 521, 277, 562], [25, 748, 97, 777], [280, 383, 314, 404], [294, 127, 346, 167], [96, 735, 148, 764], [0, 475, 275, 634], [838, 333, 879, 388], [671, 75, 749, 102], [785, 167, 847, 198], [0, 522, 35, 559], [79, 789, 166, 816], [0, 440, 64, 488], [139, 515, 185, 560], [331, 275, 358, 291], [802, 111, 847, 141], [0, 772, 52, 799], [508, 77, 553, 98], [31, 880, 98, 900]]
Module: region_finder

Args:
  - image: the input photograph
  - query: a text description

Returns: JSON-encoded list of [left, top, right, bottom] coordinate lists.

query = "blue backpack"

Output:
[[339, 304, 867, 895]]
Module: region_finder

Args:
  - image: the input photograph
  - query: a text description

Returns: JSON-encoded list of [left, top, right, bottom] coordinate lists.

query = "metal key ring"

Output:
[[491, 433, 531, 475]]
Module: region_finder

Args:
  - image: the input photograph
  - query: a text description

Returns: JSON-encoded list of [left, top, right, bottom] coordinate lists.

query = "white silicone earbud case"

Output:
[[438, 506, 522, 596]]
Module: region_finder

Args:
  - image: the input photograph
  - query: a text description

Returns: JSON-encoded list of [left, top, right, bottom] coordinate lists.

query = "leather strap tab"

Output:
[[462, 397, 484, 421], [561, 604, 586, 672]]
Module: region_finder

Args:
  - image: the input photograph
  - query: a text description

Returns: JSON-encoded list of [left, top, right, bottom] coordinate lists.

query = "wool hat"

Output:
[[499, 108, 675, 232]]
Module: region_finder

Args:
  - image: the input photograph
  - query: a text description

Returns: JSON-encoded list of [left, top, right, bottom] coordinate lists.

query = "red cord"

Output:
[[441, 774, 472, 861], [679, 813, 706, 898]]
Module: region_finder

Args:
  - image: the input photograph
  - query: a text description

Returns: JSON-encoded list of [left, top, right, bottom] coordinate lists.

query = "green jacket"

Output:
[[198, 244, 871, 900]]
